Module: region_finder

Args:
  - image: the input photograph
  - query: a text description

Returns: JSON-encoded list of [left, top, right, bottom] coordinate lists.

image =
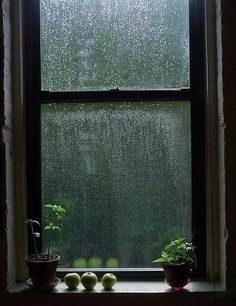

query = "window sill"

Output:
[[7, 281, 232, 306], [11, 280, 224, 294], [10, 281, 223, 295]]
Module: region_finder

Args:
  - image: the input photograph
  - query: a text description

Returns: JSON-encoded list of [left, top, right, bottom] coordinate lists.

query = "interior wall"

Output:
[[0, 0, 16, 292], [215, 0, 226, 286], [0, 0, 7, 292], [220, 0, 236, 290]]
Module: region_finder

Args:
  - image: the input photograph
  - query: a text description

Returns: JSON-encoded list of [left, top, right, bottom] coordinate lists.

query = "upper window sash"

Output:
[[40, 0, 190, 92]]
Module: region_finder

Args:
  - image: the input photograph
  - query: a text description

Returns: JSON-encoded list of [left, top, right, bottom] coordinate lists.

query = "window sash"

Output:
[[24, 0, 206, 278]]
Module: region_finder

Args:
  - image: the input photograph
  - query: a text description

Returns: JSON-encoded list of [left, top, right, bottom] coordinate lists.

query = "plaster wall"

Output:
[[0, 0, 15, 292], [220, 0, 236, 290]]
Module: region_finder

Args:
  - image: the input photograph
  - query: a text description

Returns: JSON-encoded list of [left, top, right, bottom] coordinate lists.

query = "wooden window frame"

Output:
[[23, 0, 206, 279]]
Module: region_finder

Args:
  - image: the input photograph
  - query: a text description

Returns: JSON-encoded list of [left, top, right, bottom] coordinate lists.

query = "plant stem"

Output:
[[47, 230, 53, 260], [31, 223, 38, 259]]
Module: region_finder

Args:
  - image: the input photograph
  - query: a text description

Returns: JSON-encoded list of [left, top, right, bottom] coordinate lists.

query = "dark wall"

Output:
[[221, 0, 236, 290]]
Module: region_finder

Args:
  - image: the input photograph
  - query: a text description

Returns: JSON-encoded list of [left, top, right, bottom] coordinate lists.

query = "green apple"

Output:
[[64, 273, 80, 290], [102, 273, 117, 290], [81, 272, 97, 290]]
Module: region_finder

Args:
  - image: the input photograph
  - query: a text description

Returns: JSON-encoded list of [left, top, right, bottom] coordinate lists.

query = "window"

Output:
[[25, 0, 206, 277]]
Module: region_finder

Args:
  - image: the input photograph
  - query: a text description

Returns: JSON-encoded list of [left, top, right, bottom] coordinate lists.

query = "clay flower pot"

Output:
[[26, 253, 60, 287], [162, 261, 192, 291]]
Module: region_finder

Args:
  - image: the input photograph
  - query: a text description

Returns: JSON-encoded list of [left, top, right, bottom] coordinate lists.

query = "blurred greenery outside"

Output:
[[40, 0, 192, 268]]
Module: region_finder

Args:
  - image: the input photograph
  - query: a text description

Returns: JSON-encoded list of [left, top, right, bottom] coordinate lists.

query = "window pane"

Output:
[[41, 102, 191, 268], [40, 0, 189, 91]]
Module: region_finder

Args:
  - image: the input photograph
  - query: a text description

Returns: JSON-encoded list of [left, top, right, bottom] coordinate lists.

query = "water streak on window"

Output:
[[41, 102, 191, 268], [40, 0, 189, 90]]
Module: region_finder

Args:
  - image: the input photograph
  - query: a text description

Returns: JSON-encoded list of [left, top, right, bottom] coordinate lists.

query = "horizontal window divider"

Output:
[[40, 89, 191, 102]]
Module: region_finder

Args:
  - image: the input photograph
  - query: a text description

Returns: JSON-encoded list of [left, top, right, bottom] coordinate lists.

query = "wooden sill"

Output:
[[7, 281, 232, 306], [10, 280, 224, 294]]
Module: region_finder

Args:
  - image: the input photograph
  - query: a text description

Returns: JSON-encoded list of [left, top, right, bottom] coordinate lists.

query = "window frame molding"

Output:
[[23, 0, 207, 279]]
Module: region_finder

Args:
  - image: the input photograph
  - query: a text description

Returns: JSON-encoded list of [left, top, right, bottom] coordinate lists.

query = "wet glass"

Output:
[[40, 0, 189, 90], [41, 101, 191, 268]]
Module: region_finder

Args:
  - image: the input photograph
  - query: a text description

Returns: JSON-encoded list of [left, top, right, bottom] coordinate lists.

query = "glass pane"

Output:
[[41, 102, 191, 268], [40, 0, 189, 91]]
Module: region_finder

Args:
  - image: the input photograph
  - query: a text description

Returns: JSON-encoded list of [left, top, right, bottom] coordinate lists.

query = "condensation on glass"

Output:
[[41, 102, 191, 268], [40, 0, 189, 90]]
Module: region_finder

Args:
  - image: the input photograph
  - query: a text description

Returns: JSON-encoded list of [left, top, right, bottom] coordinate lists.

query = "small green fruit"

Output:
[[64, 273, 80, 290], [81, 272, 97, 290], [102, 273, 117, 290]]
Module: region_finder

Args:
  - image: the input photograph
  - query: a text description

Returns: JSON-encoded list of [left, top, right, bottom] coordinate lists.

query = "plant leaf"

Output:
[[45, 225, 52, 230], [161, 251, 168, 258], [26, 219, 40, 226], [32, 220, 41, 226], [26, 219, 33, 224], [152, 258, 165, 263], [52, 226, 60, 231], [174, 238, 186, 245], [44, 204, 54, 208]]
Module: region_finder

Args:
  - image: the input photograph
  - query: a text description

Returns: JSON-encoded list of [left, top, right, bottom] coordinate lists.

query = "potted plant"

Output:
[[152, 238, 196, 290], [26, 204, 66, 289]]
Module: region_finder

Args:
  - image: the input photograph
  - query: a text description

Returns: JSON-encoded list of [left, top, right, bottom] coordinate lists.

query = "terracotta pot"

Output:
[[26, 253, 60, 286], [162, 262, 192, 290]]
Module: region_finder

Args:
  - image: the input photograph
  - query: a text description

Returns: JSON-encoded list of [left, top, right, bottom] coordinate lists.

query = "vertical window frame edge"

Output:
[[189, 0, 207, 277], [24, 0, 42, 254]]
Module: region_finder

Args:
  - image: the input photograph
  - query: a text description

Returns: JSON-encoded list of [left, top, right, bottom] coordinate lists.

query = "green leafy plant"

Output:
[[26, 204, 66, 260], [44, 204, 66, 259], [152, 238, 196, 266]]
